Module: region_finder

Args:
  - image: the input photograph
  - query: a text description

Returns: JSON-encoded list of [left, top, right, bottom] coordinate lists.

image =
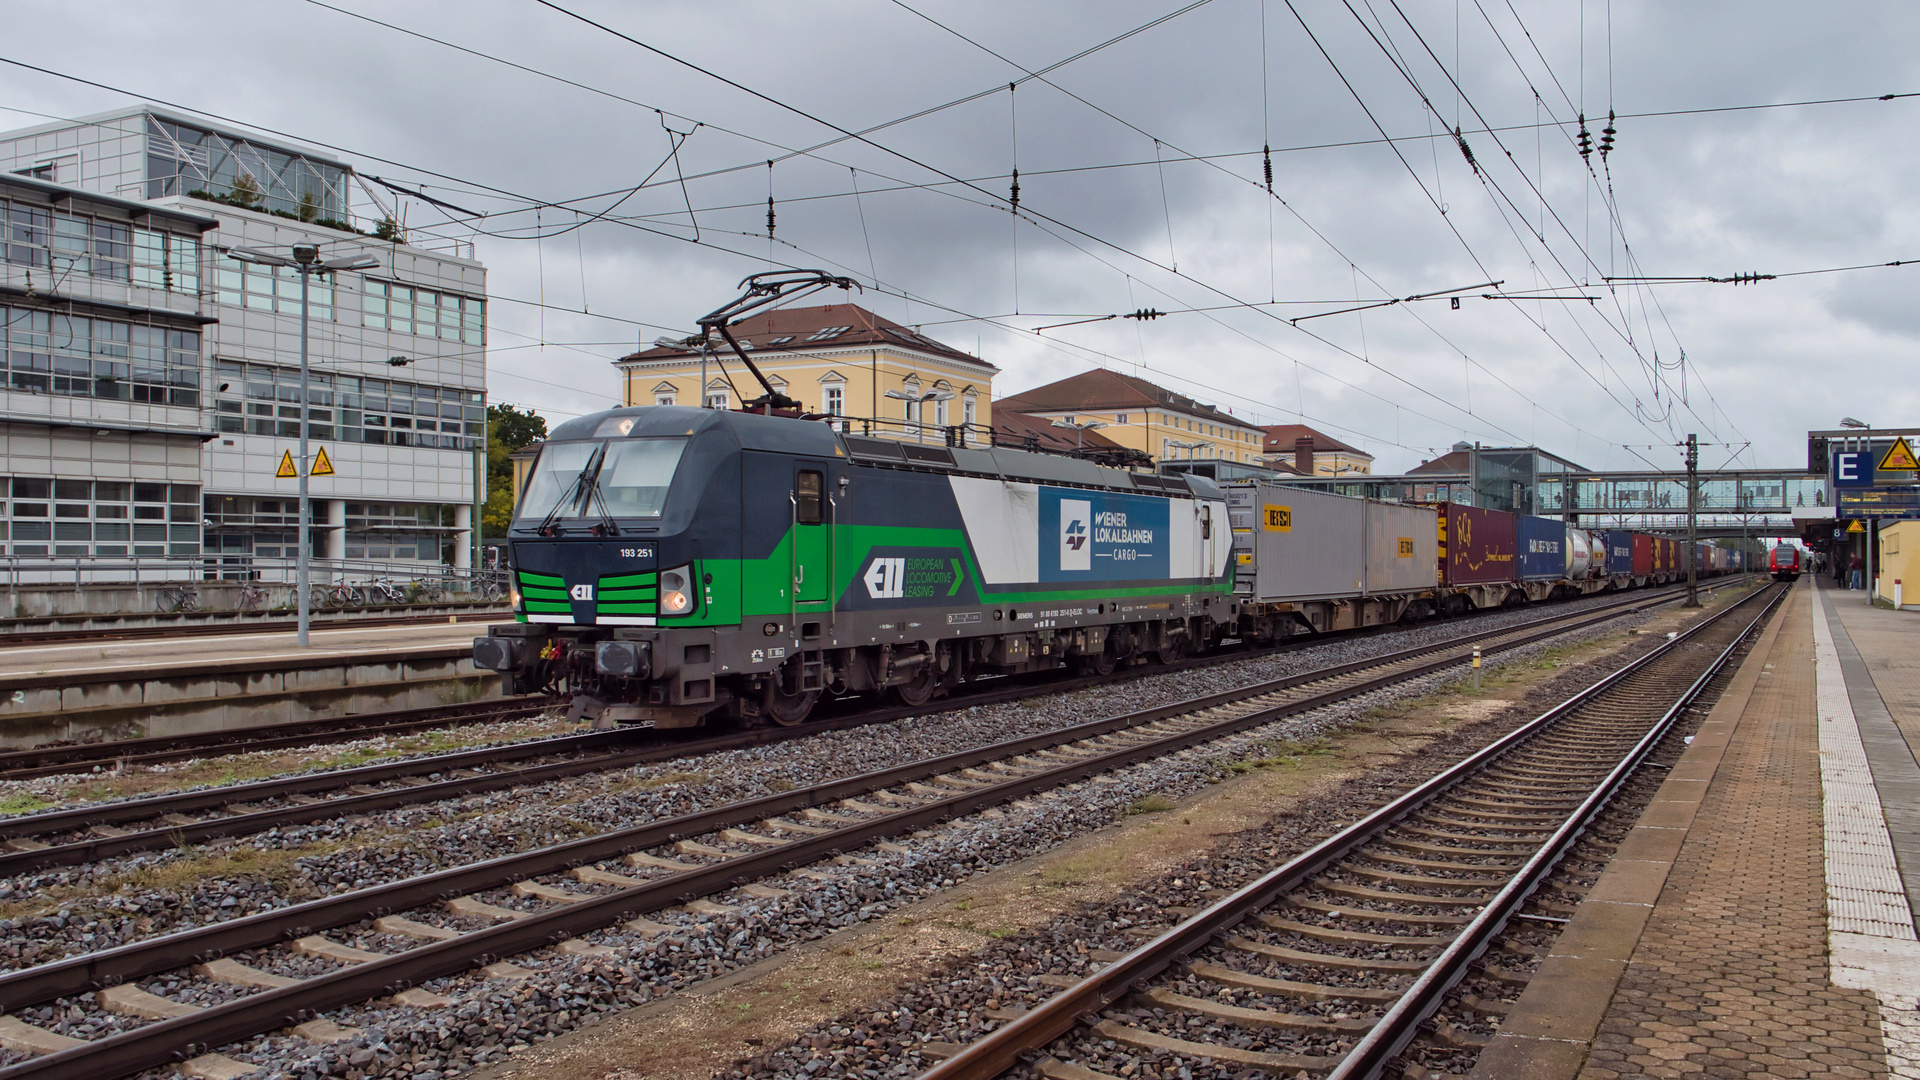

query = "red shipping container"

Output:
[[1632, 533, 1654, 575], [1435, 503, 1518, 585]]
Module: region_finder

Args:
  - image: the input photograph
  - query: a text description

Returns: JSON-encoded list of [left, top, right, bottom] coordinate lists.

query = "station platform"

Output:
[[1474, 577, 1920, 1080], [0, 619, 500, 747]]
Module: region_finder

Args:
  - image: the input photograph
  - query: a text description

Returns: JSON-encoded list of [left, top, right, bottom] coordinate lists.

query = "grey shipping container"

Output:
[[1227, 483, 1438, 602]]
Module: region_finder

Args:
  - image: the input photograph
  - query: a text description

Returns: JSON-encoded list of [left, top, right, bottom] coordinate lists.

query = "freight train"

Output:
[[471, 405, 1744, 729]]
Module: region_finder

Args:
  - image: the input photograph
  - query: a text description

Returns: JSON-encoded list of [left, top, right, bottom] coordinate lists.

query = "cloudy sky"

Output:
[[5, 0, 1916, 473]]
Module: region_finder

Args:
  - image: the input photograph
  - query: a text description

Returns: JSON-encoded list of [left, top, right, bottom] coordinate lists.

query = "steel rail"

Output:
[[0, 581, 1701, 1075], [0, 584, 1706, 875], [917, 581, 1783, 1080]]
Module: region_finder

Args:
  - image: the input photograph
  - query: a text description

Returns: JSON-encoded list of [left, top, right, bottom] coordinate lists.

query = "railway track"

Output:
[[0, 609, 508, 648], [0, 580, 1747, 1079], [0, 584, 1712, 878], [0, 697, 550, 782], [916, 581, 1785, 1080], [0, 581, 1722, 783]]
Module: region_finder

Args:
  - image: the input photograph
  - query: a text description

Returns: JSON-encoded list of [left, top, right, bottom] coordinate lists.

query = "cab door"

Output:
[[793, 465, 830, 607]]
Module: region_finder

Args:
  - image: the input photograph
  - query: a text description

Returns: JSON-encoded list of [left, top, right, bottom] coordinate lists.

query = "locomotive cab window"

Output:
[[796, 470, 824, 524], [515, 437, 686, 522]]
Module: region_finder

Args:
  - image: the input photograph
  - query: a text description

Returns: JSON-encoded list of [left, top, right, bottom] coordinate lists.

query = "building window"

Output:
[[213, 360, 483, 450], [1115, 413, 1127, 424], [0, 476, 197, 557], [934, 395, 949, 427], [805, 325, 852, 341], [216, 260, 332, 319], [706, 390, 729, 409], [0, 306, 201, 405], [359, 279, 484, 345], [823, 384, 844, 416], [963, 396, 976, 426], [655, 394, 675, 407]]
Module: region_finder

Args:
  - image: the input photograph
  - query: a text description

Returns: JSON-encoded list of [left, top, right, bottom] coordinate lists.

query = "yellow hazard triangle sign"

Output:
[[1848, 519, 1867, 533], [311, 446, 335, 476], [276, 450, 297, 478], [1878, 436, 1919, 472]]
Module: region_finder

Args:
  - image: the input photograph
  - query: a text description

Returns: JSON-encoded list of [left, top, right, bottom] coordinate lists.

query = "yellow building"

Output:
[[1878, 522, 1920, 606], [614, 303, 998, 437], [992, 368, 1265, 465]]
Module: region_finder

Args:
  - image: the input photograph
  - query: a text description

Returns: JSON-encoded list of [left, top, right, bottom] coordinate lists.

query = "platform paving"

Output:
[[1474, 580, 1920, 1080], [0, 619, 483, 681]]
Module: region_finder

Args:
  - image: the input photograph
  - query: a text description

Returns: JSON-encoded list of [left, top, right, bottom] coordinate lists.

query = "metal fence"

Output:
[[0, 553, 509, 593]]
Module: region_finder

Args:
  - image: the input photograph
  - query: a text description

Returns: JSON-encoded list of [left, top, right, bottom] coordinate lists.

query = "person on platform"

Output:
[[1850, 554, 1865, 590]]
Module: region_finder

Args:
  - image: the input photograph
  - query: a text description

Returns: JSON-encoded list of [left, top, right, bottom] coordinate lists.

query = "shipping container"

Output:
[[1227, 483, 1438, 601], [1365, 500, 1441, 594], [1435, 502, 1517, 586], [1632, 533, 1655, 576], [1604, 530, 1636, 576], [1516, 515, 1567, 581]]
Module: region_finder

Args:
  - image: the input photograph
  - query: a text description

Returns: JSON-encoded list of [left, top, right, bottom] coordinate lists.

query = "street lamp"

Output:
[[884, 388, 953, 443], [1168, 438, 1207, 462], [228, 244, 379, 647], [1050, 417, 1107, 450]]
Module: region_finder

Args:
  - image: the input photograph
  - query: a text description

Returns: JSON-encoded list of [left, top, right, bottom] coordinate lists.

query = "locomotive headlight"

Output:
[[659, 565, 694, 615]]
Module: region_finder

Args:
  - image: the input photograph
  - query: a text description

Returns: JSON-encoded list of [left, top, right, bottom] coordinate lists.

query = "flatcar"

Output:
[[473, 406, 1233, 728], [1769, 544, 1803, 582]]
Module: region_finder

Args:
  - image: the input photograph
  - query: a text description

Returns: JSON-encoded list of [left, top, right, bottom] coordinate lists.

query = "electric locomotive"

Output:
[[472, 404, 1235, 728]]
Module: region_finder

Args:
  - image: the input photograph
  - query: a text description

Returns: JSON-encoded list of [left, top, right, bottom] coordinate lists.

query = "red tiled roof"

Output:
[[995, 369, 1262, 431], [992, 409, 1126, 453], [616, 303, 994, 371], [1407, 450, 1470, 475], [1258, 423, 1371, 458]]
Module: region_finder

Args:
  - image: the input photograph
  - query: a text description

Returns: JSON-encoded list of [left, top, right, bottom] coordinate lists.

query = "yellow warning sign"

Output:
[[1848, 519, 1867, 533], [275, 450, 297, 478], [311, 446, 335, 477], [1878, 436, 1919, 472]]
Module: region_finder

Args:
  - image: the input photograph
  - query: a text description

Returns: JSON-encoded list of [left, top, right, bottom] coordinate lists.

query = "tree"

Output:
[[296, 191, 319, 223], [482, 403, 548, 537], [373, 217, 404, 243], [228, 173, 263, 209]]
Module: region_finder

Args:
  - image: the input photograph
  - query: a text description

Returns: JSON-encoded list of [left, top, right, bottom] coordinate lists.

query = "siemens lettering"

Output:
[[1041, 487, 1171, 581]]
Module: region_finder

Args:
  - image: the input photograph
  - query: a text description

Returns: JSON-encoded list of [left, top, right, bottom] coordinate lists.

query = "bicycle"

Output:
[[155, 583, 201, 613], [309, 581, 363, 610], [233, 581, 268, 612], [364, 577, 407, 606], [408, 578, 446, 604], [476, 578, 505, 604]]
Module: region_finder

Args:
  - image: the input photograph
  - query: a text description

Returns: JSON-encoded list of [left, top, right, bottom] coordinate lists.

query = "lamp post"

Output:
[[227, 244, 379, 646], [1050, 417, 1107, 451], [1168, 438, 1207, 462], [884, 388, 953, 443]]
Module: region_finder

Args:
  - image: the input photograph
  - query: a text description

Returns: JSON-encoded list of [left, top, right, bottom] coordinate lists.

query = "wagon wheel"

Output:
[[1074, 647, 1118, 677]]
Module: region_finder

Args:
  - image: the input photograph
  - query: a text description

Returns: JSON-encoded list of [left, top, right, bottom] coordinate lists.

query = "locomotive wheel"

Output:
[[891, 665, 938, 707], [1154, 635, 1184, 666], [763, 682, 820, 726], [1074, 649, 1118, 677]]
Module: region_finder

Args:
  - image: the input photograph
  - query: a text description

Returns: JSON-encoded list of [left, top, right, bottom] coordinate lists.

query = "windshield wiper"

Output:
[[535, 445, 606, 537], [583, 464, 622, 537]]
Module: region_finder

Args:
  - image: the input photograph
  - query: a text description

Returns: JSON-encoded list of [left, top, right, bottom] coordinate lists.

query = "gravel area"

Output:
[[106, 612, 1666, 1080], [1, 588, 1674, 977]]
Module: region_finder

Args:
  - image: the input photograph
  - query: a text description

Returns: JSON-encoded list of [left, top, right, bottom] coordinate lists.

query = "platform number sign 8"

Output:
[[1262, 505, 1292, 532]]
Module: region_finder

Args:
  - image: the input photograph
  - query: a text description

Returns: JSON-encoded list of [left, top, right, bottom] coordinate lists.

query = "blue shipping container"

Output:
[[1603, 530, 1636, 576], [1516, 516, 1567, 581]]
